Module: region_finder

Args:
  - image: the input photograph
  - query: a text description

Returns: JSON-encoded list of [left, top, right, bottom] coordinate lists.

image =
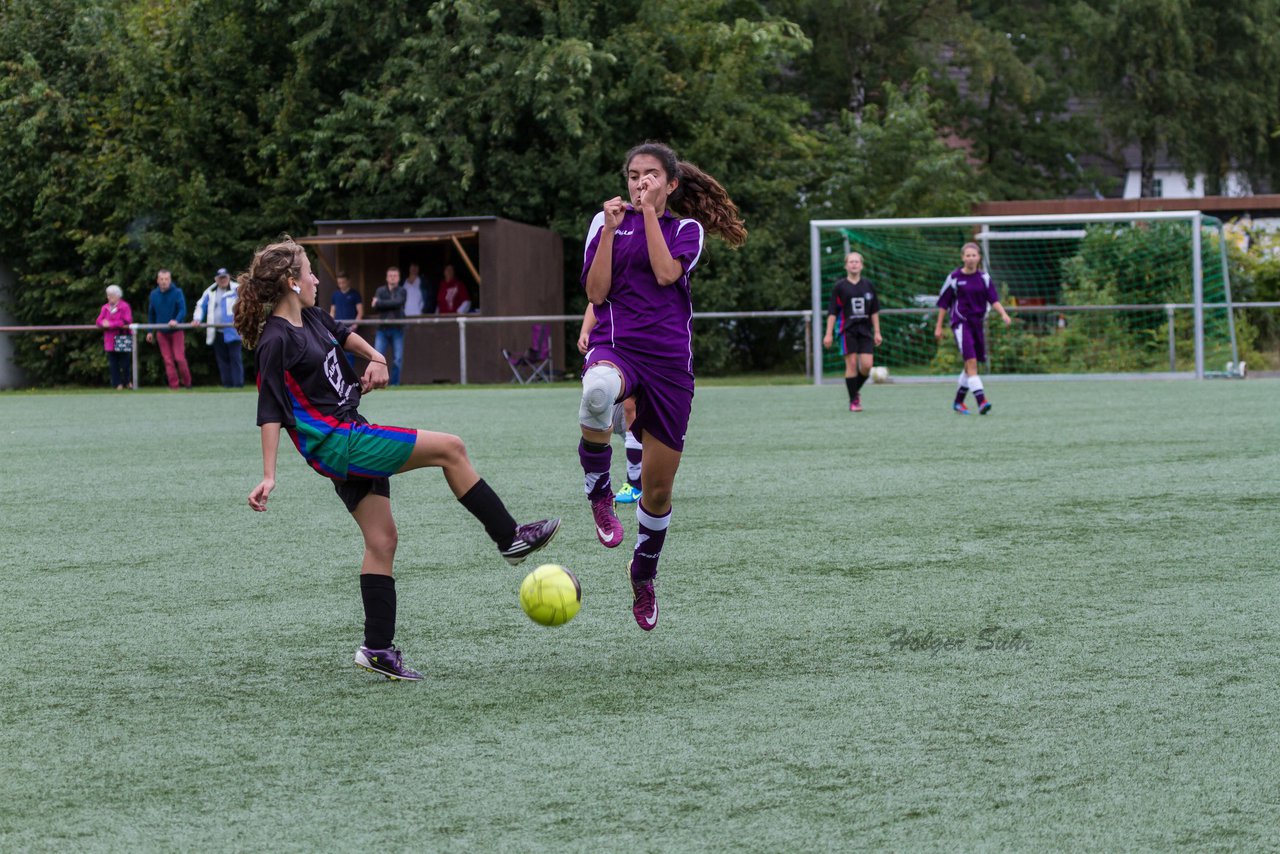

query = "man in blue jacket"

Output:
[[146, 268, 192, 389], [193, 267, 243, 387]]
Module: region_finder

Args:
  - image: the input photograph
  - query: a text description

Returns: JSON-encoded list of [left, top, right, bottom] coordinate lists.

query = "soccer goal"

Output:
[[809, 211, 1238, 382]]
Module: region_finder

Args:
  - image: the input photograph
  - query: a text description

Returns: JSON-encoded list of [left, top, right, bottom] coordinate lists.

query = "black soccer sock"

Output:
[[459, 478, 517, 550], [844, 376, 858, 402], [360, 573, 397, 650], [850, 372, 869, 396]]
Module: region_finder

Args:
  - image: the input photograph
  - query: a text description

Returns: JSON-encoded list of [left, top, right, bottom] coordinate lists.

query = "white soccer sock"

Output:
[[636, 501, 672, 533], [957, 370, 969, 390], [624, 431, 643, 482], [968, 374, 984, 394]]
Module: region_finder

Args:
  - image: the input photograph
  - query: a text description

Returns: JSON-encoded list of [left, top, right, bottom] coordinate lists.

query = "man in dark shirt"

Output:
[[371, 266, 406, 386], [146, 268, 192, 389], [329, 271, 363, 368]]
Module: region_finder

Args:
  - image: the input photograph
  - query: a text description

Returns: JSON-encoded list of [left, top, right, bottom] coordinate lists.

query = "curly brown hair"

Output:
[[622, 142, 747, 248], [233, 237, 304, 350]]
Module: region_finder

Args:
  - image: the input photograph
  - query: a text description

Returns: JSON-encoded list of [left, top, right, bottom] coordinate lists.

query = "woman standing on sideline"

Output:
[[236, 237, 559, 681], [576, 141, 745, 631], [96, 285, 133, 390], [822, 251, 881, 412], [934, 242, 1012, 414]]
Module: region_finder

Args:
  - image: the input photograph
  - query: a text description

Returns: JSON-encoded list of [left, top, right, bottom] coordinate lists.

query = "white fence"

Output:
[[5, 304, 1277, 388], [0, 310, 817, 388]]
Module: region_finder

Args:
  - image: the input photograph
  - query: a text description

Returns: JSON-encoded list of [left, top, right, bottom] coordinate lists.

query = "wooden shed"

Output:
[[298, 216, 565, 384]]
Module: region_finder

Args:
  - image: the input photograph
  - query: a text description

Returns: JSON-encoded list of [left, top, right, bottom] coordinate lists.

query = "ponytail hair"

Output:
[[622, 142, 747, 248], [234, 236, 304, 350]]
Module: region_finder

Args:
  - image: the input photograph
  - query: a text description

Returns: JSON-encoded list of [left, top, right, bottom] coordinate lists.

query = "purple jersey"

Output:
[[581, 207, 705, 371], [937, 268, 999, 327]]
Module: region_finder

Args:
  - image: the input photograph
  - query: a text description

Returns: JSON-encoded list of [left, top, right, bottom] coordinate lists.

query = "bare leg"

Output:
[[351, 493, 397, 576], [638, 433, 683, 516], [843, 352, 858, 378], [395, 430, 479, 497]]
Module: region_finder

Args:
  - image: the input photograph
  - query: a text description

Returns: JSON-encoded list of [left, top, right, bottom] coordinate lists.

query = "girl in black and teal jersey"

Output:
[[235, 237, 559, 681]]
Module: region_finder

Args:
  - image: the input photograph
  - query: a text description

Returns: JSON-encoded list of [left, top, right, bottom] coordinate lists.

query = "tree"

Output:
[[767, 0, 956, 122], [1181, 1, 1280, 194], [1075, 0, 1280, 198], [942, 1, 1107, 199]]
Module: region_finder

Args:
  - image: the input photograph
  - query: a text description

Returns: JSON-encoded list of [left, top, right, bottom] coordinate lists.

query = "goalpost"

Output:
[[809, 211, 1237, 383]]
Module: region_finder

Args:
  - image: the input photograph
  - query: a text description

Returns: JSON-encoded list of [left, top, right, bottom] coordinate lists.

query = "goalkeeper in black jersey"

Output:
[[822, 252, 882, 411]]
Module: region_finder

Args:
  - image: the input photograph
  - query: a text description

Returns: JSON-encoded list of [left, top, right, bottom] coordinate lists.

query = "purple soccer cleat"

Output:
[[628, 561, 658, 631], [354, 645, 424, 681], [592, 494, 624, 548], [500, 518, 561, 566]]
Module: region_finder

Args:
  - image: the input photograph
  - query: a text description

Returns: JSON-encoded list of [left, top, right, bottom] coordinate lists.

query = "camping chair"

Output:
[[502, 323, 553, 384]]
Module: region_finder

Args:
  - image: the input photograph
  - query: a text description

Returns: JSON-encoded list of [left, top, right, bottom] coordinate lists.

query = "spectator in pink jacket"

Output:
[[96, 285, 134, 389]]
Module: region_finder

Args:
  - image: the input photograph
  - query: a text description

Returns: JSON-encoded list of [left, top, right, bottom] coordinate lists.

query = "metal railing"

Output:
[[7, 302, 1277, 387], [0, 309, 818, 387], [816, 301, 1280, 378]]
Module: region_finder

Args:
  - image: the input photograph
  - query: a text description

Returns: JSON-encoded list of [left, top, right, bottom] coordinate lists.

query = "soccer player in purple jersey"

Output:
[[934, 242, 1012, 414], [822, 251, 882, 412], [578, 304, 642, 504], [577, 141, 746, 631], [235, 237, 559, 681]]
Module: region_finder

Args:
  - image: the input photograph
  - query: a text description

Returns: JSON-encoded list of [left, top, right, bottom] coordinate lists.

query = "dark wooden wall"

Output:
[[308, 218, 565, 384]]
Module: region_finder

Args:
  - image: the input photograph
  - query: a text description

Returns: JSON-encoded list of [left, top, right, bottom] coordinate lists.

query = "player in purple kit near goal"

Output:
[[934, 242, 1012, 414], [577, 142, 746, 631], [822, 251, 882, 412], [237, 237, 559, 681]]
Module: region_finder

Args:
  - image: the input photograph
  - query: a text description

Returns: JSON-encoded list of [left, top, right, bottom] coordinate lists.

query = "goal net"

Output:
[[809, 212, 1237, 380]]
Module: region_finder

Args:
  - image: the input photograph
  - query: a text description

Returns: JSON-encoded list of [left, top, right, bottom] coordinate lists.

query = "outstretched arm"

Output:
[[992, 301, 1012, 325], [249, 423, 281, 511]]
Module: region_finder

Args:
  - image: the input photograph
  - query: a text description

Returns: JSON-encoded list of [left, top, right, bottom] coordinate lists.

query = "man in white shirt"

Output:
[[403, 263, 426, 317]]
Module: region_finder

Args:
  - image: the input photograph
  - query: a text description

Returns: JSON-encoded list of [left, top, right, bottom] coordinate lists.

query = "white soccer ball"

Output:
[[870, 366, 890, 384]]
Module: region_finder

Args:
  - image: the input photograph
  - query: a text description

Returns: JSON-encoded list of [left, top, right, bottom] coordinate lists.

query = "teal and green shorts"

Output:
[[288, 416, 417, 482]]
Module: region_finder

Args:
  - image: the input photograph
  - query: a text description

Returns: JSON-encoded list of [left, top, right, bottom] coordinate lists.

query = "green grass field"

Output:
[[2, 379, 1277, 851]]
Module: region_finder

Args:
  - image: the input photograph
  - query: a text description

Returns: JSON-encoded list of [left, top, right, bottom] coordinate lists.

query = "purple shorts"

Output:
[[584, 345, 694, 452], [952, 321, 987, 363]]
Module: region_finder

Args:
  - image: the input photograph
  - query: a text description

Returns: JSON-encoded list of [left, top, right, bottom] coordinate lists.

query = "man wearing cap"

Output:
[[193, 267, 244, 387]]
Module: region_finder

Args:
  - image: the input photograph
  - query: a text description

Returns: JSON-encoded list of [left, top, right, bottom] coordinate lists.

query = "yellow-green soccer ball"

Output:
[[519, 564, 582, 626]]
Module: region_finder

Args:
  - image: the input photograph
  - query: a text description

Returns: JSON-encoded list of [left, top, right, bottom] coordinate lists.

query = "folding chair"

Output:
[[502, 323, 553, 384]]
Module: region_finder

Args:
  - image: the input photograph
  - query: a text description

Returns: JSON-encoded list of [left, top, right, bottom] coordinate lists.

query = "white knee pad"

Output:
[[579, 364, 623, 431], [611, 402, 627, 437]]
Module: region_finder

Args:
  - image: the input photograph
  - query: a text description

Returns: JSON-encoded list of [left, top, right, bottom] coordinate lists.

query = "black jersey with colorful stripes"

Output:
[[255, 309, 361, 429], [827, 277, 880, 332]]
